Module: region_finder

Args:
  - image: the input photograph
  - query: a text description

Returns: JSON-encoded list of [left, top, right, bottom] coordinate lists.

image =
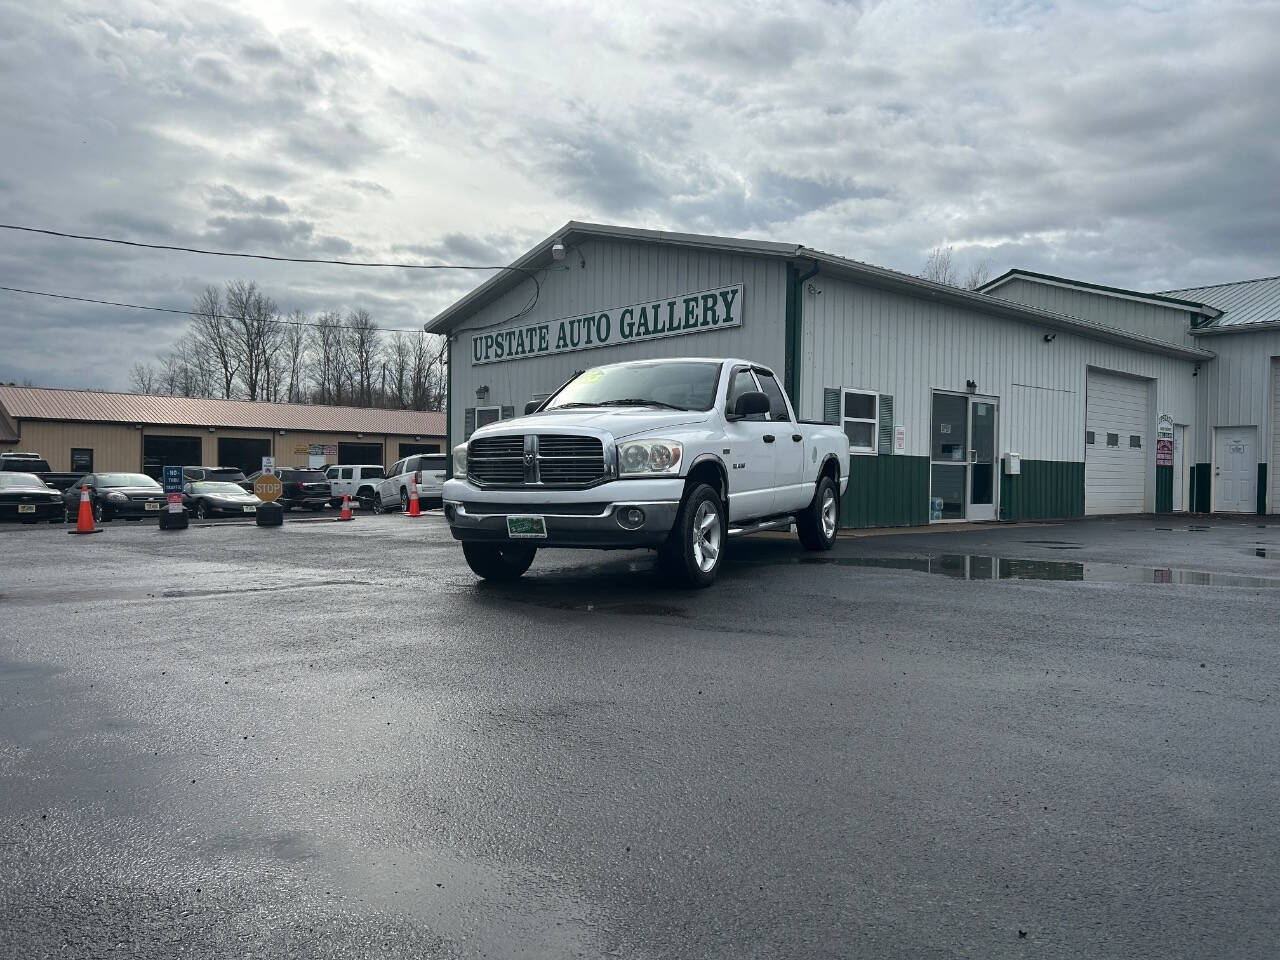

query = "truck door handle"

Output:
[[763, 434, 775, 443], [792, 434, 802, 442]]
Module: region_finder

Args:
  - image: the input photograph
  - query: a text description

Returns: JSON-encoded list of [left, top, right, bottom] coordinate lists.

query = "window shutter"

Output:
[[823, 388, 841, 425], [501, 405, 515, 421], [878, 395, 894, 454], [464, 407, 475, 439]]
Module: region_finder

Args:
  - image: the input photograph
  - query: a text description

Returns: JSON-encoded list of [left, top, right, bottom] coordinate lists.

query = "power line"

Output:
[[0, 284, 429, 334], [0, 220, 543, 325]]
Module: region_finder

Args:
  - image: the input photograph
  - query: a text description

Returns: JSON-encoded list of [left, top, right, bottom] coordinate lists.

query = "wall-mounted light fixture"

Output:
[[476, 385, 489, 401], [551, 241, 566, 261], [278, 429, 286, 435], [965, 379, 977, 394], [357, 433, 364, 439], [1043, 332, 1057, 342], [413, 435, 421, 441], [208, 426, 216, 433]]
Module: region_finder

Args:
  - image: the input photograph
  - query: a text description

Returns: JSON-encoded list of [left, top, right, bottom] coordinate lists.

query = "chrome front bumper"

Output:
[[442, 478, 681, 548]]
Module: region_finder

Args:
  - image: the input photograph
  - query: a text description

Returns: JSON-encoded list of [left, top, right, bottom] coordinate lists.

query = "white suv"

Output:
[[325, 464, 386, 508], [374, 454, 447, 512]]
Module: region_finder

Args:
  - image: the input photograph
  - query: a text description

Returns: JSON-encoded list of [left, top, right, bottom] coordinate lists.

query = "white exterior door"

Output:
[[1215, 427, 1256, 513], [1172, 425, 1186, 512], [1271, 360, 1280, 514], [1085, 370, 1149, 515]]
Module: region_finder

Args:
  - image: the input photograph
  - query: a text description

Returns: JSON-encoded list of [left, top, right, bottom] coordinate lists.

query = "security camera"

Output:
[[551, 241, 566, 261]]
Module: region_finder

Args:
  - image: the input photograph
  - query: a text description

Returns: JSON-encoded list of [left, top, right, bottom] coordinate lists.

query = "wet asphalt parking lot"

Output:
[[2, 511, 1279, 959]]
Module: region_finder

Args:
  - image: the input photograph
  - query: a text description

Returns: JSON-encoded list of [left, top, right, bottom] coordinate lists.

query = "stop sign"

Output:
[[254, 474, 283, 502]]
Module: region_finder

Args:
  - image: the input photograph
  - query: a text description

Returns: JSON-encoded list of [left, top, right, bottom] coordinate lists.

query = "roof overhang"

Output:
[[426, 222, 1214, 362], [1190, 319, 1280, 336], [979, 268, 1223, 319]]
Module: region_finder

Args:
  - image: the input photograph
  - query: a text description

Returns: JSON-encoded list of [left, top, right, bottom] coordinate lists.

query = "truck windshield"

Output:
[[544, 362, 721, 412]]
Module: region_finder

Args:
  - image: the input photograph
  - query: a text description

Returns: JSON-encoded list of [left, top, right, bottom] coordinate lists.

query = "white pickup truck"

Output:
[[443, 358, 850, 587]]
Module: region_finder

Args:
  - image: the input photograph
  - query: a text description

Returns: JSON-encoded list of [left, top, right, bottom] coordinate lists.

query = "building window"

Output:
[[1085, 431, 1095, 445], [70, 448, 93, 472], [1106, 433, 1119, 447], [842, 389, 879, 454], [475, 406, 502, 429], [1129, 435, 1142, 448]]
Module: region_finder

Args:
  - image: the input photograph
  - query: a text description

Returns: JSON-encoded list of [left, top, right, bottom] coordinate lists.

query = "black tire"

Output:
[[195, 500, 209, 520], [462, 542, 537, 581], [309, 504, 324, 512], [64, 504, 76, 523], [93, 501, 106, 523], [797, 473, 839, 551], [329, 497, 342, 508], [372, 493, 385, 514], [400, 487, 409, 511], [658, 483, 725, 588], [356, 487, 374, 507]]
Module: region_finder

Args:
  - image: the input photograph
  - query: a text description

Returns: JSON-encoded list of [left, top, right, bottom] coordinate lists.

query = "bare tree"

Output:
[[964, 258, 992, 290], [191, 286, 240, 399], [130, 362, 158, 394], [344, 309, 381, 407], [921, 246, 958, 287], [282, 314, 308, 403], [308, 312, 346, 404], [386, 332, 411, 408], [225, 280, 282, 401]]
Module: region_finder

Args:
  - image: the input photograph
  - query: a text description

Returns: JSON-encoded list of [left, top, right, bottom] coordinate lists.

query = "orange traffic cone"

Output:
[[338, 494, 353, 521], [69, 483, 102, 535], [407, 481, 421, 517]]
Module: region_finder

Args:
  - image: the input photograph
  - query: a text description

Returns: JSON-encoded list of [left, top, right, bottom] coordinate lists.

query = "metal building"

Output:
[[0, 387, 445, 477], [427, 222, 1274, 528]]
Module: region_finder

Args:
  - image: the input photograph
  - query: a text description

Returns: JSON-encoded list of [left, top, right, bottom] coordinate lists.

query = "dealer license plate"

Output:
[[242, 505, 256, 513], [145, 502, 161, 511], [18, 504, 35, 513], [506, 515, 547, 539]]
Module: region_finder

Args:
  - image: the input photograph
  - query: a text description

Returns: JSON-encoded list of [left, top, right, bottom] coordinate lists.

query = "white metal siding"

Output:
[[446, 237, 787, 442], [1085, 370, 1149, 515], [1192, 329, 1280, 465], [988, 278, 1198, 349], [799, 275, 1197, 496]]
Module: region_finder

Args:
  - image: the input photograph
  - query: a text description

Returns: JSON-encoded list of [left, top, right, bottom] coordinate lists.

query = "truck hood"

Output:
[[475, 407, 711, 441]]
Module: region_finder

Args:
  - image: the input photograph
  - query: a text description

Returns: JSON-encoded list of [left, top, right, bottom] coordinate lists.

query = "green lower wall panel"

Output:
[[998, 459, 1085, 521], [1156, 465, 1173, 513], [1191, 463, 1211, 512], [840, 455, 929, 528], [1259, 464, 1268, 515]]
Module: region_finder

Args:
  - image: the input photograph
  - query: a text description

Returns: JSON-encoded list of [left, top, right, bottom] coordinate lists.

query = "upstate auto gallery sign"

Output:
[[471, 283, 743, 365]]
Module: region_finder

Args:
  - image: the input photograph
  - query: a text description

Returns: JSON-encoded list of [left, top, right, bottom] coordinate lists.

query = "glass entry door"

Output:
[[930, 392, 999, 522]]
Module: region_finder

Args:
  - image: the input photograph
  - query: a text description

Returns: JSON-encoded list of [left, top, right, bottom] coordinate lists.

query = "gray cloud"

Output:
[[1, 0, 1276, 388]]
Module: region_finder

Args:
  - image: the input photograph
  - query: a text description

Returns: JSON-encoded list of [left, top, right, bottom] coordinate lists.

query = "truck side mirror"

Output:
[[524, 400, 542, 415], [730, 391, 770, 419]]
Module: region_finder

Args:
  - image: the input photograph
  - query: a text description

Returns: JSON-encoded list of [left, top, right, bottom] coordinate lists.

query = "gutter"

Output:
[[1190, 319, 1280, 336], [785, 259, 820, 407]]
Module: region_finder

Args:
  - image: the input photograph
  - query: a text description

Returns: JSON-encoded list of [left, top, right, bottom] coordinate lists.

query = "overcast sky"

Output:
[[1, 0, 1277, 389]]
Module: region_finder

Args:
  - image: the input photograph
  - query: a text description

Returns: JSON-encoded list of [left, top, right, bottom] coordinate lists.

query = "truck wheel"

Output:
[[400, 488, 409, 511], [796, 474, 839, 550], [462, 542, 536, 581], [659, 483, 724, 588], [372, 493, 385, 514]]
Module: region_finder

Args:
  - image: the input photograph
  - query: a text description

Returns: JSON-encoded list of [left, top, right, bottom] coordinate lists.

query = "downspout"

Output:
[[785, 259, 820, 413], [443, 335, 453, 479]]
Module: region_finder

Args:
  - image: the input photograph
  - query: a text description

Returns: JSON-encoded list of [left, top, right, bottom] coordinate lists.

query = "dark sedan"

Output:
[[0, 472, 65, 522], [183, 481, 263, 519], [62, 473, 167, 522], [245, 467, 330, 511]]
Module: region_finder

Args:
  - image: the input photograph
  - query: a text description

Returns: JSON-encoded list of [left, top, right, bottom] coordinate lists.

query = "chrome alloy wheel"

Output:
[[692, 500, 721, 574], [821, 487, 838, 540]]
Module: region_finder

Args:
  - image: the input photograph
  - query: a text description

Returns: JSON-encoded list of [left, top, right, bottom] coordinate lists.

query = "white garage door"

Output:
[[1271, 359, 1280, 514], [1085, 370, 1149, 515]]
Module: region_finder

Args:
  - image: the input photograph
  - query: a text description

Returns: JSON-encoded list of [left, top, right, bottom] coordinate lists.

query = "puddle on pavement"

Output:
[[740, 553, 1280, 588]]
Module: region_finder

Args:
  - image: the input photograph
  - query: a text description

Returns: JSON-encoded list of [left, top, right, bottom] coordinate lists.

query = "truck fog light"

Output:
[[618, 507, 645, 529]]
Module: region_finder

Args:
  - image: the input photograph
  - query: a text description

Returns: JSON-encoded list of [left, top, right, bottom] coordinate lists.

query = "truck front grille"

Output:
[[467, 434, 607, 488], [468, 436, 525, 485]]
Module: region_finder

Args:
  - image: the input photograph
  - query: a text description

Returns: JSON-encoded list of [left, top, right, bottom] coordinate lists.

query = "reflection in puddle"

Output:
[[742, 554, 1280, 588]]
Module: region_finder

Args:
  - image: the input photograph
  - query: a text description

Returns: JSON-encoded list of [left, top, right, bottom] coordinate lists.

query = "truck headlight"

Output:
[[452, 442, 468, 478], [617, 439, 683, 476]]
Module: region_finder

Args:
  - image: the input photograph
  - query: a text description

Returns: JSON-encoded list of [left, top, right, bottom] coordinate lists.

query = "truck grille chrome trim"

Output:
[[467, 433, 609, 488]]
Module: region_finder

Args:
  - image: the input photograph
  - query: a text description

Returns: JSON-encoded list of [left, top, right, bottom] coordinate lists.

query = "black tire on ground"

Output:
[[329, 497, 342, 508], [657, 482, 725, 588], [796, 473, 839, 551], [372, 493, 385, 514], [309, 504, 324, 512], [93, 501, 106, 523], [64, 504, 75, 523], [195, 501, 208, 520], [400, 488, 409, 511], [461, 542, 537, 582]]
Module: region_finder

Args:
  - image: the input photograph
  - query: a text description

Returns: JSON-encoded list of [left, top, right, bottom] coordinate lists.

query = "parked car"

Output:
[[244, 467, 330, 511], [374, 454, 447, 512], [443, 357, 850, 587], [0, 451, 85, 491], [61, 472, 166, 523], [325, 464, 386, 507], [0, 471, 65, 522], [183, 466, 249, 485], [182, 481, 262, 519]]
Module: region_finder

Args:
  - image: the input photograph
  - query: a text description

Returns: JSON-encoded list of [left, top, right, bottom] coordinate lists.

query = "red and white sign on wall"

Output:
[[1155, 437, 1174, 467]]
